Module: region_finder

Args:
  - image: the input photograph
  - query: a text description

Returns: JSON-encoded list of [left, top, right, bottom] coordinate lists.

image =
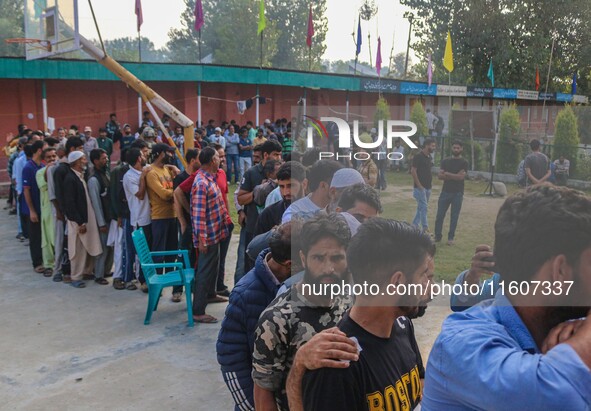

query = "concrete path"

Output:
[[0, 208, 452, 410]]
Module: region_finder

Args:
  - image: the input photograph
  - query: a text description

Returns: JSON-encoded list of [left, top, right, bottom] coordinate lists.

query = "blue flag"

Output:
[[356, 16, 362, 56], [487, 59, 494, 87], [572, 72, 577, 94]]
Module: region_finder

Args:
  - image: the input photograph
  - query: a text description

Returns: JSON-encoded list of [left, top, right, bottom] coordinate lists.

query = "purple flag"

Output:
[[135, 0, 143, 32], [427, 54, 433, 86], [194, 0, 204, 31], [376, 36, 382, 76]]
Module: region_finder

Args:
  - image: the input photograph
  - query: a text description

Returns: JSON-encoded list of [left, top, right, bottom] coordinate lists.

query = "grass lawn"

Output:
[[230, 169, 590, 283], [379, 172, 514, 282]]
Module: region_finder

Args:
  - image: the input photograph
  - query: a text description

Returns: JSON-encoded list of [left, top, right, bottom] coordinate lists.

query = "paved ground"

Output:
[[0, 207, 451, 410]]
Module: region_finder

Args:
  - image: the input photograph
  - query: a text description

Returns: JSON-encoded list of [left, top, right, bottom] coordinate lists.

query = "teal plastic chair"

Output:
[[132, 228, 195, 327]]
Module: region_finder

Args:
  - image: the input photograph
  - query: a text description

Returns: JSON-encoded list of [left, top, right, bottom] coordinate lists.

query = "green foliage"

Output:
[[0, 0, 24, 57], [387, 52, 406, 79], [575, 154, 591, 181], [400, 0, 591, 94], [410, 101, 428, 138], [496, 104, 522, 173], [573, 106, 591, 144], [104, 37, 166, 62], [373, 97, 390, 135], [553, 105, 580, 171], [166, 0, 327, 70]]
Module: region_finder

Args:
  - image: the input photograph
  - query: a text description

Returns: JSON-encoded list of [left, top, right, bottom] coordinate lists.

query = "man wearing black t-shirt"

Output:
[[434, 140, 469, 246], [237, 140, 283, 272], [411, 138, 435, 232], [295, 219, 435, 411]]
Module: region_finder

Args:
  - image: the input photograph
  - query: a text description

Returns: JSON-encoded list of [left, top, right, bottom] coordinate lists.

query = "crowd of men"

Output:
[[4, 114, 591, 411]]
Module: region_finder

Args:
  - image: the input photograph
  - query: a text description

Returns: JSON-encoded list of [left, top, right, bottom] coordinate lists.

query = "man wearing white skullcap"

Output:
[[61, 152, 102, 288]]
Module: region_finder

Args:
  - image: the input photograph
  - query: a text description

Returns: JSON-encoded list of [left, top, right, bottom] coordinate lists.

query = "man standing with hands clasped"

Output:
[[434, 140, 469, 246]]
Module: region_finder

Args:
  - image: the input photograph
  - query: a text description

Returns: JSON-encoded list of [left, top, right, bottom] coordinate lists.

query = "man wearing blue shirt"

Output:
[[423, 184, 591, 411]]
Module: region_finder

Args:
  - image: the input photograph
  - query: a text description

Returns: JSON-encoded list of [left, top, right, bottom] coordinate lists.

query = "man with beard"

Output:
[[434, 140, 469, 246], [296, 219, 434, 411], [422, 184, 591, 411], [145, 144, 179, 275], [88, 148, 114, 285], [411, 138, 436, 233], [252, 214, 352, 411], [255, 161, 307, 236], [216, 222, 296, 411], [62, 151, 103, 288]]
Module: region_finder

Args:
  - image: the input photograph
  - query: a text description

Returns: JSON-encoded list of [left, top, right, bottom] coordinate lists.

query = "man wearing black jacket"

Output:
[[62, 151, 102, 288], [49, 137, 84, 282]]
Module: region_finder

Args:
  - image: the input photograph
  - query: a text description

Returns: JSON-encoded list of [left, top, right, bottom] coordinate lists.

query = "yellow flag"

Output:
[[257, 0, 266, 35], [443, 31, 454, 72]]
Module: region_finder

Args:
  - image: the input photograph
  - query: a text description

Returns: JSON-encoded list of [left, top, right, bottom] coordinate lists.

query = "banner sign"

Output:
[[436, 85, 467, 97], [466, 86, 493, 98], [400, 82, 437, 96], [517, 90, 539, 100], [360, 78, 401, 94]]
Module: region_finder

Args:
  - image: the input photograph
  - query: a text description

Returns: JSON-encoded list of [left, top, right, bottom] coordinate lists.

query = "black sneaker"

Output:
[[216, 288, 230, 297]]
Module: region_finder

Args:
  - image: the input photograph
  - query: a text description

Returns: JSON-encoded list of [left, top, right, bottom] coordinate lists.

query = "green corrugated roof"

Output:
[[0, 58, 359, 90]]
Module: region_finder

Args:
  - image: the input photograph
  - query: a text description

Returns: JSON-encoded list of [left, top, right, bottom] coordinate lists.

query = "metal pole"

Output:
[[404, 17, 413, 78], [197, 82, 202, 129], [198, 29, 202, 63], [137, 95, 142, 128], [542, 34, 556, 137], [256, 84, 260, 127], [138, 31, 141, 63], [42, 80, 48, 133]]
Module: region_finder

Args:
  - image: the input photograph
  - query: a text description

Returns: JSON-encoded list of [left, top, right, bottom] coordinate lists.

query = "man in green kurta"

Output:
[[35, 147, 58, 276]]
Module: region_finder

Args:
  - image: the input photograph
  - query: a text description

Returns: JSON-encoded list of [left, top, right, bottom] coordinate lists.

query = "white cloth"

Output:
[[237, 101, 247, 114], [123, 167, 151, 227], [108, 220, 124, 279]]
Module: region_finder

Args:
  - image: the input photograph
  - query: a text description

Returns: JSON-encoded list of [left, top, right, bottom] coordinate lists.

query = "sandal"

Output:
[[62, 274, 72, 284], [95, 278, 109, 285], [192, 314, 218, 324], [171, 292, 182, 303], [34, 266, 45, 274], [126, 282, 138, 290], [43, 268, 53, 277], [113, 278, 125, 290], [53, 272, 63, 282], [82, 274, 96, 281], [70, 280, 86, 288]]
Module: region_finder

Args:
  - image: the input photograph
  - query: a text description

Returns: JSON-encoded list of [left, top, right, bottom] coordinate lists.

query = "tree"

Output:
[[104, 37, 166, 63], [387, 52, 406, 79], [410, 101, 427, 138], [496, 104, 522, 174], [553, 105, 579, 170], [373, 96, 390, 134], [400, 0, 591, 93], [0, 0, 24, 57], [266, 0, 328, 71], [210, 0, 280, 66], [166, 0, 327, 70]]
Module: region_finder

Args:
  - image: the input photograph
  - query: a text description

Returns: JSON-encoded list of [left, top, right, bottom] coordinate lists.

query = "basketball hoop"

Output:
[[5, 38, 52, 52]]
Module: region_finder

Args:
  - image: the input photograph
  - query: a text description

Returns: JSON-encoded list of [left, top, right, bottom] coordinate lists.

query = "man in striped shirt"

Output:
[[191, 147, 232, 323]]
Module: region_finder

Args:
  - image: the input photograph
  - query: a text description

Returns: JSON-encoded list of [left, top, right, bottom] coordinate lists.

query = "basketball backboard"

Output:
[[24, 0, 80, 60]]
